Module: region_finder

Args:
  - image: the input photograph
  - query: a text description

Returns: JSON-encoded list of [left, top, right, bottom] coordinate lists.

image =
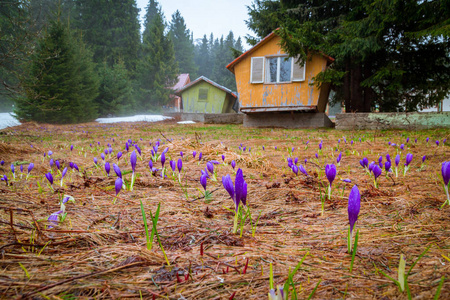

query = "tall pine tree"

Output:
[[15, 17, 99, 123], [138, 1, 178, 111], [71, 0, 141, 72], [169, 10, 197, 76], [195, 35, 211, 78]]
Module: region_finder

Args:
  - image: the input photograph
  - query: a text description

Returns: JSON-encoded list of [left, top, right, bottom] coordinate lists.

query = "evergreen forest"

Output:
[[0, 0, 244, 123], [1, 0, 449, 123]]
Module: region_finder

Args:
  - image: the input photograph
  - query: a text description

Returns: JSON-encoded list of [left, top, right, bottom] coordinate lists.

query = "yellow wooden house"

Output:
[[226, 31, 334, 115]]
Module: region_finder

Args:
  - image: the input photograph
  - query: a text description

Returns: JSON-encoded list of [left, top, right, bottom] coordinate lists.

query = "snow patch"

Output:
[[96, 115, 172, 124], [0, 113, 21, 130], [177, 121, 196, 124]]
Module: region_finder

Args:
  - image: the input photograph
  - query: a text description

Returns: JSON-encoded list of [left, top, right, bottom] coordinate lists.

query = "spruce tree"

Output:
[[15, 18, 99, 124], [195, 35, 211, 78], [72, 0, 141, 72], [139, 3, 178, 111], [95, 59, 134, 117], [169, 10, 197, 77]]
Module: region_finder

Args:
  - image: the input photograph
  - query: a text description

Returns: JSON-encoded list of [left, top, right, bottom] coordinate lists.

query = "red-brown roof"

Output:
[[226, 31, 334, 74], [172, 73, 190, 90]]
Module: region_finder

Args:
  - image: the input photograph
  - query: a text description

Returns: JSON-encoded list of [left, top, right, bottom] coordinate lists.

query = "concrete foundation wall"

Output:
[[336, 112, 450, 130], [243, 112, 333, 128], [164, 113, 243, 124], [204, 113, 243, 124]]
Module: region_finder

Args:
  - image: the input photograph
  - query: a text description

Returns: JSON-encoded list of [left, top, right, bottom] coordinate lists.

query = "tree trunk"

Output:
[[343, 61, 351, 113]]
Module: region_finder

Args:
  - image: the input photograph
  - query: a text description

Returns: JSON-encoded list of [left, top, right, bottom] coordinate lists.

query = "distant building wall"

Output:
[[336, 112, 450, 130], [181, 81, 227, 113], [420, 97, 450, 112]]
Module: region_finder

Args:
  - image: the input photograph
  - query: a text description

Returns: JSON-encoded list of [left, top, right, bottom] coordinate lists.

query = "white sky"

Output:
[[135, 0, 254, 48]]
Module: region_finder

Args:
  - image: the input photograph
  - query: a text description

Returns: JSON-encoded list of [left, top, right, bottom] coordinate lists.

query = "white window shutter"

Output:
[[292, 56, 305, 82], [250, 57, 264, 83]]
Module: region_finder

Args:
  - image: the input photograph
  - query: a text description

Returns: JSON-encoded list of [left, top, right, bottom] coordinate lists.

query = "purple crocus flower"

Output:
[[348, 185, 361, 233], [177, 158, 182, 173], [400, 144, 405, 150], [315, 153, 319, 159], [117, 151, 122, 160], [222, 154, 225, 162], [161, 152, 166, 168], [113, 164, 122, 178], [319, 142, 322, 150], [199, 152, 202, 161], [395, 154, 400, 167], [337, 152, 342, 164], [193, 151, 197, 158], [125, 142, 129, 152], [342, 179, 352, 183], [0, 160, 4, 166], [73, 163, 79, 172], [69, 162, 74, 169], [62, 167, 67, 178], [422, 155, 426, 163], [368, 162, 375, 172], [207, 161, 214, 174], [94, 157, 98, 165], [70, 145, 73, 151], [27, 163, 34, 174], [351, 140, 354, 145], [294, 157, 298, 165], [45, 172, 53, 185], [426, 137, 429, 143], [436, 140, 440, 146], [405, 153, 413, 166], [135, 145, 141, 156], [101, 153, 105, 161], [47, 210, 63, 229], [299, 164, 308, 176], [386, 154, 391, 163], [115, 177, 122, 195], [292, 164, 299, 176], [373, 165, 382, 179], [170, 160, 176, 171], [49, 159, 54, 168], [20, 165, 23, 173], [1, 175, 8, 185], [130, 150, 137, 173], [385, 161, 391, 172], [200, 173, 208, 190], [108, 147, 113, 154], [325, 164, 337, 187], [55, 160, 60, 170], [48, 150, 53, 156], [406, 137, 410, 143], [105, 162, 110, 176], [442, 161, 450, 186], [148, 160, 153, 171], [231, 160, 236, 169], [441, 161, 450, 207]]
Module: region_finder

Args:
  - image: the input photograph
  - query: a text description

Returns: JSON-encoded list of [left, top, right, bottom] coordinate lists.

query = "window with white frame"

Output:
[[250, 55, 305, 84]]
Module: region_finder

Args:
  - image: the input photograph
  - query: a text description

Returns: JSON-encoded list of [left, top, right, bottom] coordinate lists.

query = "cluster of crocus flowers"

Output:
[[441, 161, 450, 208], [222, 168, 248, 234]]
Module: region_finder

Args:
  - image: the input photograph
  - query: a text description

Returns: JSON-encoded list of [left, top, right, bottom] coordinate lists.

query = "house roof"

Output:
[[172, 73, 190, 90], [226, 31, 334, 74], [174, 76, 237, 98]]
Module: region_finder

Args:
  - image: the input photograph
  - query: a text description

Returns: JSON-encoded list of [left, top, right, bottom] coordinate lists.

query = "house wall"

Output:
[[233, 35, 329, 111], [181, 81, 227, 113]]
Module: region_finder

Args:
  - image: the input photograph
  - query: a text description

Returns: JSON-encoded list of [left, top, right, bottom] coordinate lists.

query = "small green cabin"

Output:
[[174, 76, 237, 113]]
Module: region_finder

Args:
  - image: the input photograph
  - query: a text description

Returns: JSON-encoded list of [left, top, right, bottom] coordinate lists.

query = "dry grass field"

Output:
[[0, 120, 449, 299]]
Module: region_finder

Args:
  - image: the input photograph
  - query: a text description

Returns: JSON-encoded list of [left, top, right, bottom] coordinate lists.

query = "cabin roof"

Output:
[[172, 73, 190, 90], [175, 76, 237, 98]]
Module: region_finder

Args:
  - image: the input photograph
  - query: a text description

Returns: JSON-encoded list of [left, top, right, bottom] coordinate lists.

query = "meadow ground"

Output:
[[0, 120, 449, 299]]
